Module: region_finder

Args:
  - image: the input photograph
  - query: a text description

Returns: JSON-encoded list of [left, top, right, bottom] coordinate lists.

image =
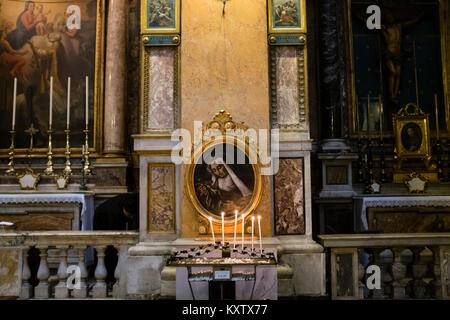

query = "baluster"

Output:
[[35, 246, 50, 299], [93, 246, 107, 298], [371, 248, 386, 299], [358, 249, 365, 299], [55, 246, 69, 299], [112, 246, 122, 298], [392, 247, 408, 299], [412, 247, 428, 299], [430, 246, 442, 299], [73, 246, 88, 298], [20, 247, 33, 299]]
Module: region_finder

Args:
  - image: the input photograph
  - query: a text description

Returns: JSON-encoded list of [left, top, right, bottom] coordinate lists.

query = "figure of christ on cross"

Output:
[[355, 7, 424, 123]]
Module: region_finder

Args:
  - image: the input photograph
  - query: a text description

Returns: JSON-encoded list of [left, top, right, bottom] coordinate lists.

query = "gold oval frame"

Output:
[[186, 136, 263, 225]]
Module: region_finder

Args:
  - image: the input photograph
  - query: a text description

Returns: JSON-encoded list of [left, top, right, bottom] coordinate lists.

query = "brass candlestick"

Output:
[[83, 126, 92, 176], [63, 125, 72, 176], [5, 128, 15, 175], [44, 126, 54, 175]]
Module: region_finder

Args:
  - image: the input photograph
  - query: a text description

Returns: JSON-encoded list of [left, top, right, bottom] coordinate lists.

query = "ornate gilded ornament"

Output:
[[16, 169, 41, 190], [393, 103, 432, 170], [404, 172, 428, 194]]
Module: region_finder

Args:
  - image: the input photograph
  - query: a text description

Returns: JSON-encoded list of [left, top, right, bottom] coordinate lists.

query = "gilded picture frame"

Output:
[[393, 103, 431, 161], [0, 0, 106, 158], [268, 0, 307, 34], [186, 136, 263, 225], [141, 0, 180, 34]]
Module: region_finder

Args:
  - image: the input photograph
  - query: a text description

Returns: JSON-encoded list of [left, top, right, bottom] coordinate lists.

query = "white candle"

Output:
[[251, 216, 255, 252], [221, 212, 225, 245], [233, 210, 238, 249], [241, 214, 245, 249], [66, 77, 71, 125], [49, 77, 53, 126], [209, 217, 215, 244], [12, 78, 17, 128], [258, 216, 262, 254], [85, 76, 89, 125], [82, 144, 85, 155]]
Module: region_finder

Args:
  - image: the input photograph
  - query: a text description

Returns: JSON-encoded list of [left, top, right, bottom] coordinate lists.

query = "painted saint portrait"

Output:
[[193, 144, 255, 219], [273, 0, 301, 28], [148, 0, 175, 28], [401, 122, 422, 152], [0, 0, 98, 150]]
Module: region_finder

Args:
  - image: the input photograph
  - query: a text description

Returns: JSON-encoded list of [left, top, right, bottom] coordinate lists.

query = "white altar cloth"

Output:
[[357, 196, 450, 230], [0, 192, 95, 231]]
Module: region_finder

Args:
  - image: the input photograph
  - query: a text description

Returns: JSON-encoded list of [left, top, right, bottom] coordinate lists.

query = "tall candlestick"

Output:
[[251, 216, 255, 252], [356, 96, 361, 140], [241, 214, 245, 249], [85, 76, 89, 125], [66, 77, 71, 125], [258, 216, 262, 254], [209, 217, 215, 244], [435, 94, 440, 141], [12, 78, 17, 128], [367, 94, 370, 135], [221, 212, 225, 245], [379, 95, 383, 141], [49, 77, 53, 125], [233, 210, 238, 249]]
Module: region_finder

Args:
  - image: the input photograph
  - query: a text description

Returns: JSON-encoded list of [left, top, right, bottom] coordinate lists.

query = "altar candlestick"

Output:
[[233, 210, 238, 249], [258, 216, 262, 253], [85, 76, 89, 125], [356, 96, 360, 140], [66, 77, 71, 126], [209, 217, 215, 243], [379, 95, 383, 141], [49, 77, 53, 125], [367, 94, 370, 135], [221, 212, 225, 245], [12, 77, 17, 128], [251, 216, 255, 252], [435, 94, 440, 140], [241, 214, 245, 249]]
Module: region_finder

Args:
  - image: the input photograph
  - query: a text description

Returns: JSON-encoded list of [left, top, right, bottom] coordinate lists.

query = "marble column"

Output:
[[103, 0, 128, 156], [319, 0, 347, 142]]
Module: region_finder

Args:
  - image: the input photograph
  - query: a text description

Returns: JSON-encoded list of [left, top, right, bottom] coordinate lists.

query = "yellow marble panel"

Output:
[[181, 0, 270, 238], [0, 249, 20, 298]]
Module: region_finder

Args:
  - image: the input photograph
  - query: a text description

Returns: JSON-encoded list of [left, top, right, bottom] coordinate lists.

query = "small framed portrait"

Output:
[[268, 0, 306, 34], [393, 103, 431, 160], [186, 136, 263, 224], [141, 0, 180, 34]]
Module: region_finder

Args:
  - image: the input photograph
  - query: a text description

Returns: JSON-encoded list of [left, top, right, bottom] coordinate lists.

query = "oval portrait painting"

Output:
[[189, 141, 261, 221], [401, 122, 422, 152]]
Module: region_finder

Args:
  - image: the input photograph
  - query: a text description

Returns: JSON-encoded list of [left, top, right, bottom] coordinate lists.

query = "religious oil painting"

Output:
[[268, 0, 305, 33], [0, 0, 102, 154], [187, 140, 263, 223], [142, 0, 180, 34], [401, 122, 422, 152]]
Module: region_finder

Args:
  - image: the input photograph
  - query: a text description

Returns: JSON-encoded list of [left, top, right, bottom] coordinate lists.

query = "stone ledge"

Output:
[[319, 232, 450, 248], [0, 231, 138, 247]]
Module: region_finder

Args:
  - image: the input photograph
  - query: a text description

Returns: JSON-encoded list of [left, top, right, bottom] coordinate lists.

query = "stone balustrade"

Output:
[[319, 233, 450, 300], [0, 231, 138, 299]]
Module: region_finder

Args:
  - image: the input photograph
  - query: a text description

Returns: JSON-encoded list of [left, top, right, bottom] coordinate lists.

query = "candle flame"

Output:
[[209, 216, 212, 221], [221, 212, 224, 217]]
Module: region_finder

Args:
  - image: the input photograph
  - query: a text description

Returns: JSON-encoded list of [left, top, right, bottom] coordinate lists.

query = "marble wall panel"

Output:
[[274, 158, 305, 235], [146, 48, 175, 130], [148, 165, 175, 233], [0, 249, 20, 298], [276, 47, 299, 126]]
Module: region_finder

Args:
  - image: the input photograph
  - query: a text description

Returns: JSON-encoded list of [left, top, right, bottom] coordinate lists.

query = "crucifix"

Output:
[[25, 123, 39, 166], [221, 0, 230, 15]]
